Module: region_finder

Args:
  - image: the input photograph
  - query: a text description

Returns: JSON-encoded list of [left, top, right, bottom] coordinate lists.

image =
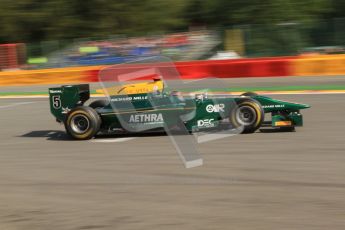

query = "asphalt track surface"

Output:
[[0, 84, 345, 229]]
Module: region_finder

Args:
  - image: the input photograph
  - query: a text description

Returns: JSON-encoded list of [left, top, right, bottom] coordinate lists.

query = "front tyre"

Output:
[[65, 106, 101, 140], [230, 99, 264, 134]]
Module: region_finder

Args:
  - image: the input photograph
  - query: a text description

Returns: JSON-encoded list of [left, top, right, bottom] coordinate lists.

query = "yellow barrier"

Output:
[[292, 55, 345, 76], [0, 66, 104, 86]]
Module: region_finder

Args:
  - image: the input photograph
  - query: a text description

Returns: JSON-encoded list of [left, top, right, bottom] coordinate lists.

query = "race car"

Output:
[[49, 79, 310, 140]]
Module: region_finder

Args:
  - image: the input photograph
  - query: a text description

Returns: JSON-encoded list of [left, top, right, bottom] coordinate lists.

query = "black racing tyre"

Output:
[[64, 106, 101, 140], [241, 92, 258, 97], [230, 98, 264, 134], [88, 99, 109, 109]]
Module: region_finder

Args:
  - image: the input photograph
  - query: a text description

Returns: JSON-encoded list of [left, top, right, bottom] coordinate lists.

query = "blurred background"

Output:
[[0, 0, 344, 70]]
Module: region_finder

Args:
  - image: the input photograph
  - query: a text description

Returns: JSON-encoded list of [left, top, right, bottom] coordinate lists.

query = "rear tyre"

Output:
[[230, 99, 264, 134], [88, 99, 109, 109], [241, 92, 258, 97], [65, 106, 101, 140]]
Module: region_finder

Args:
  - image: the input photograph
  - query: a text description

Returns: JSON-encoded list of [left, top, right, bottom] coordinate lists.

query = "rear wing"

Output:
[[49, 84, 90, 122]]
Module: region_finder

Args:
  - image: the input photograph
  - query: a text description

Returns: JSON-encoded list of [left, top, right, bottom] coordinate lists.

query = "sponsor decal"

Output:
[[49, 90, 62, 94], [111, 95, 148, 102], [206, 104, 225, 113], [262, 104, 285, 108], [111, 97, 132, 102], [129, 113, 164, 123], [275, 121, 292, 126], [133, 95, 148, 100], [197, 119, 215, 128]]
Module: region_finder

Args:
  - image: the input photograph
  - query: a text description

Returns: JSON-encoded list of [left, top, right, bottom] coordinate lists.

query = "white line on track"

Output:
[[89, 137, 136, 143], [0, 102, 36, 109], [0, 141, 37, 146], [0, 95, 49, 99], [196, 133, 237, 143]]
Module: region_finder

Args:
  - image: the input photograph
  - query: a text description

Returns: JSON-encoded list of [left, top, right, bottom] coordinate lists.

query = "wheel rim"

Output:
[[70, 114, 90, 134], [235, 105, 257, 126]]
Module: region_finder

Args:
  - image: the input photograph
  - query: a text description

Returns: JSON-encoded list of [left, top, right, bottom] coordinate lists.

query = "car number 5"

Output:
[[52, 95, 61, 109]]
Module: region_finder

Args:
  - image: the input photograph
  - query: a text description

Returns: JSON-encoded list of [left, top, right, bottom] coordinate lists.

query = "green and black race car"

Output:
[[49, 79, 310, 140]]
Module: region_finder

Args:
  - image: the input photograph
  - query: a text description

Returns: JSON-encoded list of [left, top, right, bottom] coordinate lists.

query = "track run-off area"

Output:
[[0, 76, 344, 230]]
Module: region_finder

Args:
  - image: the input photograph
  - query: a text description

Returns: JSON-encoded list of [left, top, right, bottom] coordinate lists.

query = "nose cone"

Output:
[[301, 104, 311, 109], [252, 95, 311, 111], [284, 102, 311, 110]]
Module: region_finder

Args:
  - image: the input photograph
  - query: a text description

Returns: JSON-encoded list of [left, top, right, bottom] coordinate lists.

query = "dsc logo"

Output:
[[197, 119, 215, 128]]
